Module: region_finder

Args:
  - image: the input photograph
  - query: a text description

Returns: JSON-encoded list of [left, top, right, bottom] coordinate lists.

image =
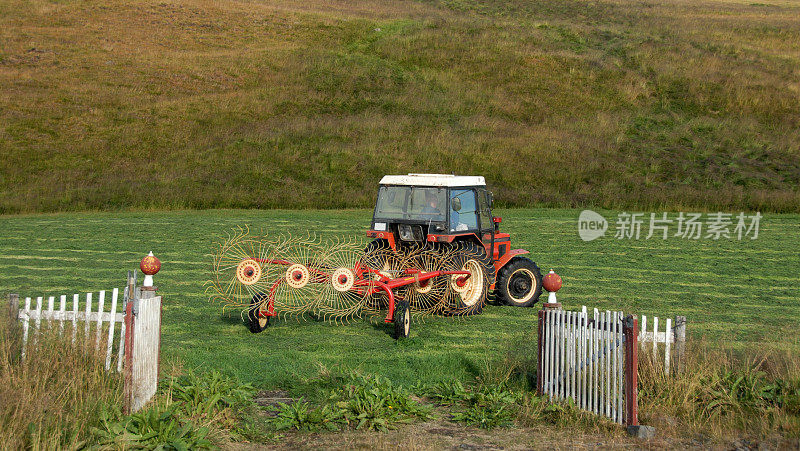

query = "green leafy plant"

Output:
[[700, 367, 800, 418], [89, 370, 257, 449], [417, 380, 470, 405], [90, 403, 212, 450], [331, 373, 432, 431], [450, 385, 522, 430], [166, 370, 255, 417], [452, 403, 514, 430], [270, 399, 345, 432]]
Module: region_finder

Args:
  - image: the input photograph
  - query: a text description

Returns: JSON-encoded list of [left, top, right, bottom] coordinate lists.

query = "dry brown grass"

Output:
[[638, 339, 800, 445], [0, 309, 123, 449], [0, 0, 798, 213]]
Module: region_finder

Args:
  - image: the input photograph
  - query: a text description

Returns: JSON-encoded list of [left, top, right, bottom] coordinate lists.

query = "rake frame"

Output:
[[251, 257, 471, 323]]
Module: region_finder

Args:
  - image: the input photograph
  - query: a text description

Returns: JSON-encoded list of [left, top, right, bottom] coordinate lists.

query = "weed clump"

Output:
[[331, 372, 433, 431], [449, 386, 522, 430], [270, 399, 346, 432], [638, 341, 800, 441], [91, 370, 257, 448]]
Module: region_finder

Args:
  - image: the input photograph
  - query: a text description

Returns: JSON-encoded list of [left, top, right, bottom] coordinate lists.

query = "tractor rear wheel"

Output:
[[446, 242, 493, 315], [393, 300, 410, 339], [496, 257, 542, 307], [247, 293, 270, 333]]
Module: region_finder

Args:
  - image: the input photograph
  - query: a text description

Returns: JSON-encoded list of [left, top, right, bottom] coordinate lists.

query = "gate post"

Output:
[[123, 271, 136, 414], [537, 309, 544, 394], [623, 315, 639, 426], [8, 294, 19, 322], [673, 316, 686, 374], [122, 262, 162, 414]]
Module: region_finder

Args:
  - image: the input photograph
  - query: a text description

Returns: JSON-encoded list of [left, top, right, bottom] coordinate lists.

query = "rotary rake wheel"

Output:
[[362, 239, 407, 310], [399, 245, 451, 316], [207, 228, 490, 339], [438, 242, 494, 316]]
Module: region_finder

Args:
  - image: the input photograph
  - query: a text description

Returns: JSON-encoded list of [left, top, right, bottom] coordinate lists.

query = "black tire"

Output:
[[364, 238, 389, 257], [445, 242, 494, 315], [393, 300, 410, 339], [495, 257, 542, 307], [247, 293, 270, 333]]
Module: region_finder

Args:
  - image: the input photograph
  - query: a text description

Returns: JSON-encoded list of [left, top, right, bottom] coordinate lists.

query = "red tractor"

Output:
[[209, 173, 544, 339], [365, 173, 543, 312]]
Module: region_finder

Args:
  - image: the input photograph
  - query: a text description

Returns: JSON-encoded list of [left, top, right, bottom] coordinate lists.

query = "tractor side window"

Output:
[[450, 189, 478, 232], [477, 188, 491, 231]]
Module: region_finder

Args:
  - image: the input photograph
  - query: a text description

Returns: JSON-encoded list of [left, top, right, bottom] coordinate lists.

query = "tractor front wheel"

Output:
[[496, 257, 542, 307], [393, 300, 410, 339], [247, 293, 270, 333]]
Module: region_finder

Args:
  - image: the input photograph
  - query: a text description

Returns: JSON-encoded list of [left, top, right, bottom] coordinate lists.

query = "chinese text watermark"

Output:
[[578, 210, 761, 241]]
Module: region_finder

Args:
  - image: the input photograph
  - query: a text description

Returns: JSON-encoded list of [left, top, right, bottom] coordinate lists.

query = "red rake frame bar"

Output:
[[252, 257, 472, 323]]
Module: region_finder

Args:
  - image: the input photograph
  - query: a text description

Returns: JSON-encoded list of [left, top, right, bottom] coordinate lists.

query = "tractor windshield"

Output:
[[374, 186, 447, 222]]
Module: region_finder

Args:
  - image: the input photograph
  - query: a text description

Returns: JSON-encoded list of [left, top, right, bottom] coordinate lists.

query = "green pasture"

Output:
[[0, 209, 797, 390]]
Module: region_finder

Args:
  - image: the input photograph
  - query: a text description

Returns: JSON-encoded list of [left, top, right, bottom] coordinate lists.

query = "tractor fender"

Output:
[[490, 249, 530, 290], [495, 249, 529, 272]]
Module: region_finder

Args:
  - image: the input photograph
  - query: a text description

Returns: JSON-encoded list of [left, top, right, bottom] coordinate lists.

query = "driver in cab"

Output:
[[422, 192, 441, 216]]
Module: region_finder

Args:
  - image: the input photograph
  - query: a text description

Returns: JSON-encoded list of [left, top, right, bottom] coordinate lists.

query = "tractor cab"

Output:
[[366, 173, 543, 308], [367, 173, 522, 270], [367, 174, 493, 245]]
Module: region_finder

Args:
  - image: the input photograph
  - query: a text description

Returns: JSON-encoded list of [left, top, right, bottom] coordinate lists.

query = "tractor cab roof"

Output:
[[379, 173, 486, 188]]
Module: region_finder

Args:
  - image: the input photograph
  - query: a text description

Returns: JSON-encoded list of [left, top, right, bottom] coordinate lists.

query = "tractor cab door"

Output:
[[448, 189, 479, 232]]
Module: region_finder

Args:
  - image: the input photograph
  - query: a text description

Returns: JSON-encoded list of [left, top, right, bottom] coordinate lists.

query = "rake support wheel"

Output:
[[393, 300, 410, 339], [247, 293, 270, 333]]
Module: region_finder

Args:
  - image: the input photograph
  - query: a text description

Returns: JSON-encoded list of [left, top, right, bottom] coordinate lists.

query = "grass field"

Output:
[[1, 208, 798, 390], [1, 0, 799, 213]]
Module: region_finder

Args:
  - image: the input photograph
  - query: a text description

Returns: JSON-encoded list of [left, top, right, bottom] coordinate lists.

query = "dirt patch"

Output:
[[253, 390, 296, 416], [228, 400, 799, 450]]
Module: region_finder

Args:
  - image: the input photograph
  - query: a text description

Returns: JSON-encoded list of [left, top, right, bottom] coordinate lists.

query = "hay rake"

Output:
[[206, 227, 491, 338]]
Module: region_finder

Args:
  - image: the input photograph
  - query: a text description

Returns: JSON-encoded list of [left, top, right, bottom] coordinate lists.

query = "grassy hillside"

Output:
[[1, 0, 799, 213]]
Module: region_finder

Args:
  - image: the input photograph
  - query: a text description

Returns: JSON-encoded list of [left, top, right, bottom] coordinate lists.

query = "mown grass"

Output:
[[1, 0, 799, 213], [0, 208, 798, 392]]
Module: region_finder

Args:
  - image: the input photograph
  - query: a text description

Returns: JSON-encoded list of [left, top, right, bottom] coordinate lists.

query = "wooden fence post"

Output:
[[673, 316, 686, 374], [121, 268, 162, 414], [8, 294, 19, 322], [123, 271, 135, 414], [623, 315, 639, 426], [129, 286, 161, 413]]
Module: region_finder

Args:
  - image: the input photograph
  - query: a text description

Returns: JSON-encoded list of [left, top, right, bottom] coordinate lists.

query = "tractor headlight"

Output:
[[399, 224, 415, 241]]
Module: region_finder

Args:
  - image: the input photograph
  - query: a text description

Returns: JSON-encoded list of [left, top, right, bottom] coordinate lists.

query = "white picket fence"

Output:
[[639, 314, 687, 374], [9, 271, 163, 413], [538, 307, 632, 425], [15, 290, 126, 371]]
